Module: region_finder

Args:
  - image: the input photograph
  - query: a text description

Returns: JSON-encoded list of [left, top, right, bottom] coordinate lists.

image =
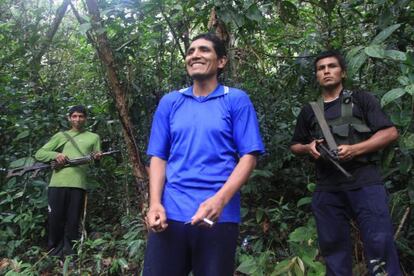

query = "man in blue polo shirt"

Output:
[[143, 33, 265, 276]]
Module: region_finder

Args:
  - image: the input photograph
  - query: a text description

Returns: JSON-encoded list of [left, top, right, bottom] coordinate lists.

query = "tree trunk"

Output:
[[85, 0, 148, 207]]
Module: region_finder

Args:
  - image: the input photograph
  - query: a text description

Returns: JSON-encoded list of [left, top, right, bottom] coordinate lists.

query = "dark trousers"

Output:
[[143, 220, 239, 276], [312, 185, 402, 276], [47, 187, 85, 258]]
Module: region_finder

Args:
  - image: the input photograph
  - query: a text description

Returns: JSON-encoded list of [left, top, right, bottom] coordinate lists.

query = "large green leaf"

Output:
[[371, 24, 401, 45], [364, 45, 385, 58], [400, 133, 414, 150], [398, 76, 410, 86], [245, 4, 264, 23], [293, 258, 305, 275], [14, 130, 30, 141], [302, 254, 325, 273], [272, 258, 294, 275], [116, 258, 129, 269], [405, 84, 414, 96], [236, 257, 257, 274], [289, 226, 312, 242], [347, 51, 367, 77], [297, 197, 312, 207], [385, 50, 406, 61], [390, 110, 412, 128], [381, 88, 406, 106]]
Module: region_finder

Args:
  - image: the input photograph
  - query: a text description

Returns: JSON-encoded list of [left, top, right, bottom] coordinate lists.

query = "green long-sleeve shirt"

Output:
[[35, 130, 101, 190]]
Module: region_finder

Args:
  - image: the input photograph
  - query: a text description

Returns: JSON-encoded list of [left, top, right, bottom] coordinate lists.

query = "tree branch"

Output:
[[160, 5, 186, 60], [31, 0, 71, 92]]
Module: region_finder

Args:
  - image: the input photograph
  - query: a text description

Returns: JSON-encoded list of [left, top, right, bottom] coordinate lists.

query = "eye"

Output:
[[200, 46, 211, 52]]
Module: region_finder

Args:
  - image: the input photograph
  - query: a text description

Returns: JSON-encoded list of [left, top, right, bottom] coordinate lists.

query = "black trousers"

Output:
[[47, 187, 85, 258], [143, 220, 239, 276], [312, 185, 402, 275]]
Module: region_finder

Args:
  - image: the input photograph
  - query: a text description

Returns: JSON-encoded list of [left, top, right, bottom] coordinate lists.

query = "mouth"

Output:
[[190, 61, 205, 67]]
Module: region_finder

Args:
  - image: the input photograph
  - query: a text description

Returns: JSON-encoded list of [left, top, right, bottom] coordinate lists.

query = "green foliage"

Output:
[[73, 215, 146, 274], [0, 178, 47, 258]]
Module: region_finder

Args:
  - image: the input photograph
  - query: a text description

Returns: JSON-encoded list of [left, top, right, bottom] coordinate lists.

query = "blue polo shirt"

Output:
[[147, 84, 265, 223]]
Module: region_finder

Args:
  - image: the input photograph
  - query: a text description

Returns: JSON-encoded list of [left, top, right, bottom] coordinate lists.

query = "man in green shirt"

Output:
[[35, 105, 101, 258]]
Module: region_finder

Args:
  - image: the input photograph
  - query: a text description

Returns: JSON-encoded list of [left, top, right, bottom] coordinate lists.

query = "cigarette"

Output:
[[203, 218, 214, 226]]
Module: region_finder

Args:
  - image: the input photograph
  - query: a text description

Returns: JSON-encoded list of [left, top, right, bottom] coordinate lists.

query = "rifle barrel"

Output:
[[6, 163, 52, 178], [6, 150, 119, 178]]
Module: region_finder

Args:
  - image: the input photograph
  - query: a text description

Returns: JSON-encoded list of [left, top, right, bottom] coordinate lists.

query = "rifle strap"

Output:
[[61, 131, 86, 156], [309, 102, 338, 152]]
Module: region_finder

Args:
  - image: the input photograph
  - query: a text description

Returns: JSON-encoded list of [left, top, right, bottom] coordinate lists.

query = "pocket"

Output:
[[351, 123, 371, 133], [331, 124, 349, 137]]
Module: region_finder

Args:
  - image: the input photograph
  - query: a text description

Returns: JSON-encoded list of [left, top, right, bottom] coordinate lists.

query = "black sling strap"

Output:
[[61, 131, 86, 156], [309, 101, 338, 154]]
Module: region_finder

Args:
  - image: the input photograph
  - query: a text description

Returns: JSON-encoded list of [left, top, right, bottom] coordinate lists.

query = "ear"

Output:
[[341, 71, 347, 79], [218, 56, 228, 69]]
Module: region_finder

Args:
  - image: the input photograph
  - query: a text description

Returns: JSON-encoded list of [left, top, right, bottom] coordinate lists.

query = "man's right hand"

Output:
[[55, 153, 68, 165], [146, 203, 168, 232], [308, 139, 324, 159]]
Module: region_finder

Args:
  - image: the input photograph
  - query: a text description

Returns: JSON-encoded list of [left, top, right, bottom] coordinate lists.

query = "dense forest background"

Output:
[[0, 0, 413, 275]]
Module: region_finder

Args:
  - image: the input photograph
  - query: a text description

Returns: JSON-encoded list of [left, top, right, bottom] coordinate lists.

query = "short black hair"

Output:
[[314, 50, 347, 73], [190, 33, 227, 59], [68, 105, 87, 117]]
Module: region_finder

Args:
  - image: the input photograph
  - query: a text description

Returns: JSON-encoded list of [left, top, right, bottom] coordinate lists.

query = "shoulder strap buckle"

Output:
[[342, 89, 353, 104]]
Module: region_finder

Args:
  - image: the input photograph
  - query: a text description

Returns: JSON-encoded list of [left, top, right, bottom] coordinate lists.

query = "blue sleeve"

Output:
[[146, 94, 173, 160], [229, 90, 265, 156]]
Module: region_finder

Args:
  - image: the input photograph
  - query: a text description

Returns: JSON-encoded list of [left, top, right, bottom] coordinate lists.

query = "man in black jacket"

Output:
[[291, 50, 402, 275]]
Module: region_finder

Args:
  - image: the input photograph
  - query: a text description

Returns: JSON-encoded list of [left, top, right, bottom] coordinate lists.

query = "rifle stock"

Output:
[[6, 150, 119, 179]]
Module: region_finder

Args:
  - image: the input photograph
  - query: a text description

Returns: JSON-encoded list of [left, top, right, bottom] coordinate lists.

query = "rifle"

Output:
[[316, 143, 353, 179], [6, 150, 119, 179]]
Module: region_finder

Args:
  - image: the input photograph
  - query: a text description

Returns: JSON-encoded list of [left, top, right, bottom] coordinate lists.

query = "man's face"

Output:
[[68, 111, 86, 130], [315, 56, 345, 89], [185, 38, 227, 81]]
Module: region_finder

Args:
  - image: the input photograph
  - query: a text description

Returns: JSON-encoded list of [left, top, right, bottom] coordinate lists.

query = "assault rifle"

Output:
[[316, 143, 353, 180], [6, 150, 119, 179]]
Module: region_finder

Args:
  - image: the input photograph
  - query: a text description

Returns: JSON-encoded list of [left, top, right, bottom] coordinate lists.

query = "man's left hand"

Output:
[[191, 195, 225, 227], [92, 151, 103, 160], [338, 145, 356, 161]]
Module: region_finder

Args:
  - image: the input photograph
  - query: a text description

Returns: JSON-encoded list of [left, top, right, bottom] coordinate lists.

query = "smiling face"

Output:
[[68, 111, 86, 131], [315, 56, 345, 90], [185, 38, 227, 81]]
